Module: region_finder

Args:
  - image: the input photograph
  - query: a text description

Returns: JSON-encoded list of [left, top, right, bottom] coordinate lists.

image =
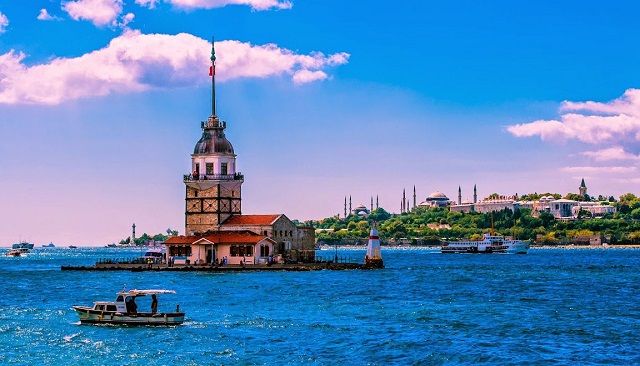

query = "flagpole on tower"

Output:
[[210, 36, 216, 117]]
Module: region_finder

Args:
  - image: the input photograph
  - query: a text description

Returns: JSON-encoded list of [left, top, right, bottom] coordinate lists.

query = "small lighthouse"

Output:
[[364, 227, 384, 269]]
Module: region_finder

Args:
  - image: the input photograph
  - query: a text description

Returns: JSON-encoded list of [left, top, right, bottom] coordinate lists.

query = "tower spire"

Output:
[[210, 36, 217, 117], [473, 184, 477, 204], [344, 196, 347, 218], [413, 185, 416, 210]]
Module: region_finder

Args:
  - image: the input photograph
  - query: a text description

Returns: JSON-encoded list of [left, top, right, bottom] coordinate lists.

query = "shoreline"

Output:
[[318, 244, 640, 250]]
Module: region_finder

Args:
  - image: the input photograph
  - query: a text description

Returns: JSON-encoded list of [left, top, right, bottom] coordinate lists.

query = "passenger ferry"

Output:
[[441, 233, 529, 254], [12, 241, 34, 250], [72, 289, 185, 325]]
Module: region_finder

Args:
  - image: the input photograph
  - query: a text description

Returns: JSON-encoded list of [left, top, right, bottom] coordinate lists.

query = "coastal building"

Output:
[[165, 39, 315, 265]]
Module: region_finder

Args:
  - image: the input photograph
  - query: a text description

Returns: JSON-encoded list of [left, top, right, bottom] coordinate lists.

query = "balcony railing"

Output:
[[184, 173, 244, 182]]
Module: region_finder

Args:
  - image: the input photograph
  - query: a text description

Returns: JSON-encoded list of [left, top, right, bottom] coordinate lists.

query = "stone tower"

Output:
[[579, 178, 587, 196], [184, 38, 243, 235]]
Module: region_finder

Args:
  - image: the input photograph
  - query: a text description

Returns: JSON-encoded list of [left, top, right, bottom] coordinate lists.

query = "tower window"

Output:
[[206, 163, 214, 175], [221, 163, 228, 175]]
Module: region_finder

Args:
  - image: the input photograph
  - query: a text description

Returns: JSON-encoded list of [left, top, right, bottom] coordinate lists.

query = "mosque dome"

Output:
[[427, 191, 449, 200]]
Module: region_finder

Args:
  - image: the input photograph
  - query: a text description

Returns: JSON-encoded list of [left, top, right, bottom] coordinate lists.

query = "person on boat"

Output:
[[151, 294, 158, 314], [126, 297, 138, 314]]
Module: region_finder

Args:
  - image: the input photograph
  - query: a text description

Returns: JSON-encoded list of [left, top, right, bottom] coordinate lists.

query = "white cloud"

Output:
[[561, 166, 637, 174], [507, 89, 640, 145], [37, 9, 62, 21], [135, 0, 159, 8], [292, 69, 327, 84], [62, 0, 123, 26], [581, 146, 640, 162], [0, 30, 349, 105], [0, 12, 9, 33], [119, 12, 135, 27], [135, 0, 292, 11]]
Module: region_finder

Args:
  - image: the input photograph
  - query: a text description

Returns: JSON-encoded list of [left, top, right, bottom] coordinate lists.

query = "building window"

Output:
[[221, 163, 228, 175], [230, 245, 254, 257], [195, 163, 200, 175], [206, 163, 214, 175], [260, 245, 270, 257], [279, 230, 283, 237]]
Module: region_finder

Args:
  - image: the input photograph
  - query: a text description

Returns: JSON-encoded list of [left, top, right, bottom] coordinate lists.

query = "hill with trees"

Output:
[[310, 193, 640, 245]]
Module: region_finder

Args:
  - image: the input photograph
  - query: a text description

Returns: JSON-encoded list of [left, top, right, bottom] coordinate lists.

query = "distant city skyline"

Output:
[[1, 1, 639, 244]]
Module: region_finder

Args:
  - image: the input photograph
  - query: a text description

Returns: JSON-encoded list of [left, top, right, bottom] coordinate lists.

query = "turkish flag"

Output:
[[209, 65, 215, 76]]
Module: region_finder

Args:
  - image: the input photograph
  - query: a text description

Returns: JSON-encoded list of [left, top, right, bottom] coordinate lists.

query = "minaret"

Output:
[[473, 184, 477, 203], [131, 223, 136, 245], [370, 196, 374, 212], [184, 38, 243, 235], [413, 185, 416, 210], [458, 186, 462, 205], [376, 195, 379, 209], [344, 196, 347, 218], [349, 195, 352, 214], [402, 189, 406, 213]]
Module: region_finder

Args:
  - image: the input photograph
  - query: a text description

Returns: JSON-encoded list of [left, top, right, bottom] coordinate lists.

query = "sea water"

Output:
[[1, 248, 639, 365]]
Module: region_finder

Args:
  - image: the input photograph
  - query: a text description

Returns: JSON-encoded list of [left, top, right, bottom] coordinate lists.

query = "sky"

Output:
[[1, 0, 639, 245]]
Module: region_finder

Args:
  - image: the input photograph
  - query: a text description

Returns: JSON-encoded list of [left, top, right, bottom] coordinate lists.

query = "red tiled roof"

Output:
[[202, 231, 268, 244], [222, 214, 281, 226], [165, 236, 199, 244], [165, 231, 275, 245]]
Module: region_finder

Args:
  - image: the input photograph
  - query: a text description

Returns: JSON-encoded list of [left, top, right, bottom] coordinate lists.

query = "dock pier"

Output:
[[61, 262, 368, 272]]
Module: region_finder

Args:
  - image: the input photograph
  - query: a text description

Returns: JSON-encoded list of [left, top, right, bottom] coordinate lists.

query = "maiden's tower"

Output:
[[166, 39, 315, 266], [183, 40, 242, 235]]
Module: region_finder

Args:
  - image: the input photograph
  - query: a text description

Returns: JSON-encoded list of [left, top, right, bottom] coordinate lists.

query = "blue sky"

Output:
[[1, 1, 639, 244]]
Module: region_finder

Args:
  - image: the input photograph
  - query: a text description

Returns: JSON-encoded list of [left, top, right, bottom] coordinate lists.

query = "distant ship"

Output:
[[68, 245, 78, 249], [12, 241, 34, 250], [441, 233, 529, 254], [42, 243, 56, 248]]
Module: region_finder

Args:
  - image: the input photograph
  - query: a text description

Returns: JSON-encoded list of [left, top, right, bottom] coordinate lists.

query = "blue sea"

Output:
[[1, 247, 639, 365]]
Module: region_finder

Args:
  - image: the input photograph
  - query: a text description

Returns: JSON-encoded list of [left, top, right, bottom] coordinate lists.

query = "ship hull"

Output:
[[73, 306, 184, 326]]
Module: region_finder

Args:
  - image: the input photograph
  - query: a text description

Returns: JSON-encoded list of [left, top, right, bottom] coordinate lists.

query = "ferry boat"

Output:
[[72, 289, 184, 326], [12, 241, 34, 250], [441, 233, 530, 254], [42, 243, 56, 248]]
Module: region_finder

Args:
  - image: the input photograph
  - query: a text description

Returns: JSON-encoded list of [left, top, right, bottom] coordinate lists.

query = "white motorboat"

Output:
[[72, 289, 185, 325], [6, 248, 29, 257], [441, 233, 530, 254]]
